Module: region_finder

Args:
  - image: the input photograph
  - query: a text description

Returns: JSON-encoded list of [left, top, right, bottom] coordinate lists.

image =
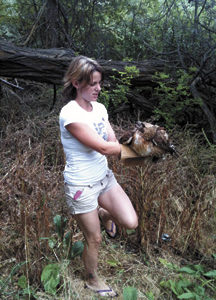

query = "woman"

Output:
[[59, 56, 138, 297]]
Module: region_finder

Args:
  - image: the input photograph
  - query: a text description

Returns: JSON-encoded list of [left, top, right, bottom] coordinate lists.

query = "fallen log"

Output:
[[0, 40, 164, 86]]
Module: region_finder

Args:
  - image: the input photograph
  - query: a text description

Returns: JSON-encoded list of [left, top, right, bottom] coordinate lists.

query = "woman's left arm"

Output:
[[106, 121, 118, 142]]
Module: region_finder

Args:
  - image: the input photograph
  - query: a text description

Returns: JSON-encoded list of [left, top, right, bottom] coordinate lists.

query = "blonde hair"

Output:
[[62, 56, 104, 100]]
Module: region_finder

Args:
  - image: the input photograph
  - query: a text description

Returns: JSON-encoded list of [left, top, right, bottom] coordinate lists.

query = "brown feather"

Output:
[[119, 121, 177, 158]]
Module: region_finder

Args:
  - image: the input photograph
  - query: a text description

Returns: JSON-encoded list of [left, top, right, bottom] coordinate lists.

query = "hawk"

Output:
[[119, 121, 177, 159]]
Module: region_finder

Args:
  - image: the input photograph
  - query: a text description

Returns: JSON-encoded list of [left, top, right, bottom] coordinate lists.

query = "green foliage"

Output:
[[99, 89, 110, 109], [70, 240, 84, 258], [0, 261, 26, 294], [17, 277, 35, 299], [146, 291, 155, 300], [41, 263, 61, 295], [1, 0, 216, 67], [0, 0, 20, 40], [124, 65, 140, 77], [41, 215, 84, 260], [160, 260, 216, 300], [159, 258, 179, 270], [123, 286, 138, 300], [99, 65, 139, 108], [17, 275, 27, 289], [39, 215, 84, 295], [152, 71, 202, 128], [160, 277, 192, 297], [0, 261, 38, 299], [53, 214, 67, 241]]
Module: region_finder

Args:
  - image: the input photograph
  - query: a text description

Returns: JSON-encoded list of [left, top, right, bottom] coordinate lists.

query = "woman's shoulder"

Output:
[[60, 100, 76, 113], [92, 101, 107, 112]]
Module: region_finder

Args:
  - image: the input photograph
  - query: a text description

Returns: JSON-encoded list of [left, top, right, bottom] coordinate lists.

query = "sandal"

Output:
[[85, 283, 118, 297], [98, 207, 117, 238], [104, 220, 117, 238]]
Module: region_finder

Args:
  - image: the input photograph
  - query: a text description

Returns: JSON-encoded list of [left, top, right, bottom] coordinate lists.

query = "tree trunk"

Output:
[[1, 40, 215, 142], [190, 77, 216, 143], [45, 0, 59, 48], [0, 40, 164, 85], [0, 40, 165, 116]]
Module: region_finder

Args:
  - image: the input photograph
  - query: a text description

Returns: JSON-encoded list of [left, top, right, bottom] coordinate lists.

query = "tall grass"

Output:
[[110, 126, 216, 258], [0, 83, 215, 298]]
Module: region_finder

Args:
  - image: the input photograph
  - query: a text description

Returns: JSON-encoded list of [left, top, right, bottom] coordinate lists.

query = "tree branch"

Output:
[[198, 21, 216, 34], [23, 0, 48, 46], [0, 78, 24, 90]]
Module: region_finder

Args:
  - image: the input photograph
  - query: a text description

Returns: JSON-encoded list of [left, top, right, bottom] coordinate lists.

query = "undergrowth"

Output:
[[0, 82, 215, 299]]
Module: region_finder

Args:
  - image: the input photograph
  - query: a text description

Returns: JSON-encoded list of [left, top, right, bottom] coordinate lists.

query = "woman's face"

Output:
[[76, 71, 102, 102]]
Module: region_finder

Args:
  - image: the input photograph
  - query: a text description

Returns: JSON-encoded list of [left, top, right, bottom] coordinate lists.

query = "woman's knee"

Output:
[[125, 215, 138, 229], [86, 232, 102, 247]]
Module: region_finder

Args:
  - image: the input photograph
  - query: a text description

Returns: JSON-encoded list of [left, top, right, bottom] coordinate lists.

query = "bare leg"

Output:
[[75, 209, 116, 296], [75, 209, 101, 286], [98, 183, 138, 229]]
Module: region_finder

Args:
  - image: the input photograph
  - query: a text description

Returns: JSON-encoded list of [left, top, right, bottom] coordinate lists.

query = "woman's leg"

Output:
[[98, 183, 138, 229], [75, 209, 102, 286], [75, 209, 116, 296]]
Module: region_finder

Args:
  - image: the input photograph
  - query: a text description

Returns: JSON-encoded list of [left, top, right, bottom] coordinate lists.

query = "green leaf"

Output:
[[160, 279, 178, 295], [63, 231, 72, 248], [178, 267, 196, 275], [126, 229, 136, 235], [48, 238, 57, 249], [159, 258, 177, 270], [71, 241, 84, 258], [41, 263, 61, 295], [194, 285, 205, 296], [17, 275, 27, 289], [193, 265, 204, 273], [204, 270, 216, 278], [146, 291, 155, 300], [21, 287, 33, 296], [53, 215, 67, 239], [123, 286, 138, 300], [107, 260, 119, 267], [177, 292, 196, 299], [176, 278, 191, 293], [169, 280, 179, 295]]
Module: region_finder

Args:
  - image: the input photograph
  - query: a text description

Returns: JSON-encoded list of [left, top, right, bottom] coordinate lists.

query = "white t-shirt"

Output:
[[59, 100, 109, 185]]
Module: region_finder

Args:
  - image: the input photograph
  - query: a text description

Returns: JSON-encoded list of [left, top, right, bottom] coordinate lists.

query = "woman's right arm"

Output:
[[65, 122, 121, 156]]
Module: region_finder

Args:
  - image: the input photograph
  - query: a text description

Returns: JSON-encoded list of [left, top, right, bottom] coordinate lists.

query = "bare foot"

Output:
[[98, 208, 117, 238], [85, 278, 118, 297]]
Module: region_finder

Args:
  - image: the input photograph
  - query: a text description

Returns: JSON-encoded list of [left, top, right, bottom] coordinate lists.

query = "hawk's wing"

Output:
[[119, 131, 134, 144]]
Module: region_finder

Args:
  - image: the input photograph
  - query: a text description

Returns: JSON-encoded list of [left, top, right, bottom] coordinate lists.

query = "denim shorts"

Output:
[[64, 169, 117, 214]]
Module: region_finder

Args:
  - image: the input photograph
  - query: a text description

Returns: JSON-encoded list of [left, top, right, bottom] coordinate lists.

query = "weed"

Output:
[[160, 259, 216, 299], [40, 215, 84, 296], [152, 71, 202, 128], [123, 286, 138, 299], [0, 84, 215, 299], [99, 65, 139, 109]]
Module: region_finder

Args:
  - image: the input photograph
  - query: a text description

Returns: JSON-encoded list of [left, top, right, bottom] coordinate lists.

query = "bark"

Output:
[[45, 0, 59, 48], [0, 40, 73, 84], [0, 40, 165, 115], [1, 40, 215, 140], [0, 40, 164, 85]]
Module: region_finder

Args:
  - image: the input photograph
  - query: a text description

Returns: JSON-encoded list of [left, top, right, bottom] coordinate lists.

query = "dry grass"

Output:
[[110, 125, 216, 258], [0, 83, 215, 299]]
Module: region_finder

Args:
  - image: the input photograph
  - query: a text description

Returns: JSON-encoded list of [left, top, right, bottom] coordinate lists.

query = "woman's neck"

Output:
[[75, 98, 93, 112]]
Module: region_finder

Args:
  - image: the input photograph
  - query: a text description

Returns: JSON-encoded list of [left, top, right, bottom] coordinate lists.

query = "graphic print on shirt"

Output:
[[93, 117, 108, 141]]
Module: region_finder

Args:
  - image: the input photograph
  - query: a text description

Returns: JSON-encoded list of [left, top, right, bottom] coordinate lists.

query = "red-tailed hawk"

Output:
[[119, 121, 177, 159]]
